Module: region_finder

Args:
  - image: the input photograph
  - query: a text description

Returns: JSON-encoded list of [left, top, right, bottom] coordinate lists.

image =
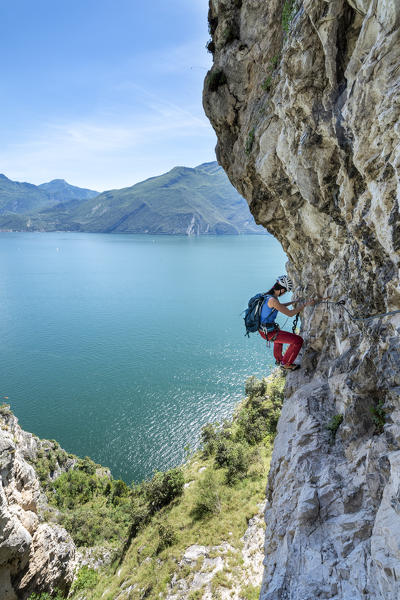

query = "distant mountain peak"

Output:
[[195, 162, 221, 174], [196, 161, 219, 169], [169, 165, 193, 173], [0, 164, 265, 236], [38, 179, 99, 199]]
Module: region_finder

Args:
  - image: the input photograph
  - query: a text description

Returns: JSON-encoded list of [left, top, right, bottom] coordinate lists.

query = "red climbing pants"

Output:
[[259, 329, 303, 365]]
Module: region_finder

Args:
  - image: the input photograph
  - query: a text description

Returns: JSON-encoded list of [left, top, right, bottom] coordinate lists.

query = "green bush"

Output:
[[110, 479, 130, 505], [268, 373, 285, 405], [206, 39, 215, 54], [35, 458, 52, 485], [129, 494, 150, 539], [28, 591, 64, 600], [201, 375, 284, 485], [143, 467, 184, 514], [42, 458, 132, 547], [325, 414, 343, 441], [156, 522, 177, 553], [237, 374, 284, 444], [58, 501, 131, 547], [71, 566, 98, 592], [225, 443, 251, 485], [201, 423, 219, 456], [236, 408, 268, 445], [191, 470, 221, 519], [223, 22, 239, 45], [208, 69, 227, 92], [55, 448, 68, 465], [76, 457, 97, 474], [245, 377, 264, 398], [269, 54, 280, 68], [258, 396, 282, 438], [262, 76, 272, 91], [215, 439, 235, 468], [214, 438, 250, 485], [33, 444, 74, 488], [47, 451, 57, 473], [370, 401, 385, 434], [282, 0, 297, 33], [188, 592, 203, 600], [51, 469, 103, 508], [241, 583, 260, 600], [207, 9, 218, 36], [245, 128, 255, 155]]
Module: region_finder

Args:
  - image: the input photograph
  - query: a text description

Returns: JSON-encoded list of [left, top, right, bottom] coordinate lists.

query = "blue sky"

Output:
[[0, 0, 216, 191]]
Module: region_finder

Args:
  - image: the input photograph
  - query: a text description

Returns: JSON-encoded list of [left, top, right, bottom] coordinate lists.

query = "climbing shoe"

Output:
[[281, 363, 300, 371]]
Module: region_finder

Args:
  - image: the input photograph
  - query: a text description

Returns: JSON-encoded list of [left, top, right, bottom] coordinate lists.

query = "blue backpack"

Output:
[[244, 293, 268, 336]]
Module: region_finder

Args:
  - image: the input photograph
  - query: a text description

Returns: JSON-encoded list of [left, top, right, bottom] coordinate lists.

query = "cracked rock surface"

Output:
[[204, 0, 400, 598], [165, 503, 265, 600], [0, 407, 76, 599]]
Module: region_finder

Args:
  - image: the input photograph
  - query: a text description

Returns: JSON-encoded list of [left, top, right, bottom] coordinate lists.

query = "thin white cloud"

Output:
[[0, 98, 216, 190], [0, 8, 216, 191]]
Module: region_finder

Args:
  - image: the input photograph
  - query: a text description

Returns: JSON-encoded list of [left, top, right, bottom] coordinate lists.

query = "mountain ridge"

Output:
[[38, 179, 99, 203], [0, 162, 265, 235], [0, 174, 99, 216]]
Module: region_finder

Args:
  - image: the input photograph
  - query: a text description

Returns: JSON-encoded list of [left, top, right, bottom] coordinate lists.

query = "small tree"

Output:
[[225, 443, 250, 485], [201, 423, 219, 456], [143, 467, 184, 514], [192, 470, 221, 519], [156, 522, 177, 553]]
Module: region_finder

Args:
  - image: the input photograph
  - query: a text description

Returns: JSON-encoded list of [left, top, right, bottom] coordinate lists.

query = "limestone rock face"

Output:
[[204, 1, 400, 598], [165, 504, 265, 600], [0, 407, 76, 599]]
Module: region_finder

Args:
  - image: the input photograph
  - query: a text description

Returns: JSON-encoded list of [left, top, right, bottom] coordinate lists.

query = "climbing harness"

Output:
[[260, 322, 280, 347], [270, 324, 280, 342]]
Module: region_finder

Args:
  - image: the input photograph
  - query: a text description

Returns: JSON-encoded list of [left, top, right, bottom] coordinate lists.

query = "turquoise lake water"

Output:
[[0, 233, 288, 483]]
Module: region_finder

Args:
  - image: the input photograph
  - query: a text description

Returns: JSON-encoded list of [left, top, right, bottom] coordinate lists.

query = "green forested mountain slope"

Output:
[[38, 179, 99, 202], [0, 163, 265, 234], [0, 174, 53, 214], [0, 174, 98, 216]]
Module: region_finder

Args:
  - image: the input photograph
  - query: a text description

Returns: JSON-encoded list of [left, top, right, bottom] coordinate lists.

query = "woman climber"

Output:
[[259, 275, 316, 371]]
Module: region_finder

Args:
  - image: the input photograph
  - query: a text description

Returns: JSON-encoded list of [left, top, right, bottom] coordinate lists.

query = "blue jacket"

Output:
[[260, 295, 278, 326]]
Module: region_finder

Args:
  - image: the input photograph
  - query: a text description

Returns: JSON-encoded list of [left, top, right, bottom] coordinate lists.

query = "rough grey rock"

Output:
[[166, 504, 265, 599], [0, 407, 76, 598], [204, 0, 400, 598]]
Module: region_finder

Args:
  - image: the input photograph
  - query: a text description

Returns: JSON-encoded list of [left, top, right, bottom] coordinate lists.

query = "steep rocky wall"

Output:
[[203, 1, 400, 598], [0, 406, 76, 599]]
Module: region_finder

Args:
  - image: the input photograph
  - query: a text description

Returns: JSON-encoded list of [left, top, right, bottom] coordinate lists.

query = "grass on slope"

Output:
[[29, 371, 284, 600], [85, 450, 269, 600]]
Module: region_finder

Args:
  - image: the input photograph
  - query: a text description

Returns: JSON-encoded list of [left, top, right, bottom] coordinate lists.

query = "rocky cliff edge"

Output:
[[204, 1, 400, 598], [0, 405, 76, 600]]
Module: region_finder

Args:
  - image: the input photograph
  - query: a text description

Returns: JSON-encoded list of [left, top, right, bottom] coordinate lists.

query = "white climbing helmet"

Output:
[[276, 275, 293, 291]]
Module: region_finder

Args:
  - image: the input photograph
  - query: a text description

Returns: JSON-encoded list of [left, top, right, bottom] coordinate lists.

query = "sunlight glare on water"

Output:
[[0, 232, 288, 482]]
